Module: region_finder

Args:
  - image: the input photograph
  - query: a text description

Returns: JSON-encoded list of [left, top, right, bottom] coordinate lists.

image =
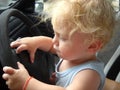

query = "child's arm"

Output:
[[26, 78, 64, 90], [2, 62, 65, 90], [3, 62, 100, 90], [33, 36, 56, 54]]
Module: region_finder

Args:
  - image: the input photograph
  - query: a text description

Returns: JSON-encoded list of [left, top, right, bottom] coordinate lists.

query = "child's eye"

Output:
[[60, 36, 67, 41]]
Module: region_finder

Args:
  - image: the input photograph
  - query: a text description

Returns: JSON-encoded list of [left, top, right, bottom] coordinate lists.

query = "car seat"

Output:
[[102, 11, 120, 90], [104, 45, 120, 82], [98, 11, 120, 65], [103, 45, 120, 90], [102, 11, 120, 83]]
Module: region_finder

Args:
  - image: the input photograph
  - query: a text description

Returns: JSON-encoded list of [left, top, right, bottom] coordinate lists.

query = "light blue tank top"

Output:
[[55, 59, 105, 90]]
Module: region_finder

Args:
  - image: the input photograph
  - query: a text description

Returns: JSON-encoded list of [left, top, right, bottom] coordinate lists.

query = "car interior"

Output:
[[0, 0, 120, 90]]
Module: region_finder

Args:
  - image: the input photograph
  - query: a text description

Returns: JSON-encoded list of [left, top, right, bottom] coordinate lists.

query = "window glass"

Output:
[[110, 0, 119, 11], [35, 0, 44, 12], [0, 0, 119, 12], [0, 0, 17, 9]]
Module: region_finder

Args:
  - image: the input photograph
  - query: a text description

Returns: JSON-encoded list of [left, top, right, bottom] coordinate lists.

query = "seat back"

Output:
[[98, 11, 120, 65], [100, 11, 120, 84], [96, 11, 120, 82], [104, 45, 120, 82]]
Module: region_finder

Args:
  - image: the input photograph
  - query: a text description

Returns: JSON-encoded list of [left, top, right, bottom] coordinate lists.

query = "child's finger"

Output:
[[17, 62, 26, 69], [16, 44, 27, 53], [2, 73, 9, 80], [3, 66, 15, 75], [30, 51, 35, 63], [10, 41, 21, 48]]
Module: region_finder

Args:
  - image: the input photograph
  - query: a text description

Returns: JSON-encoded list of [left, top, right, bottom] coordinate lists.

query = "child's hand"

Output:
[[2, 62, 30, 90], [10, 37, 38, 63]]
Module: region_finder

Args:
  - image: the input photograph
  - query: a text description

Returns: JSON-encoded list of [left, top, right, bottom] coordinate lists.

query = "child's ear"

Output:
[[88, 40, 102, 54]]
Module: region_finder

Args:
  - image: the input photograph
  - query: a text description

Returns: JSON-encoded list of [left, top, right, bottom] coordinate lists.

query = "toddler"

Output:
[[2, 0, 115, 90]]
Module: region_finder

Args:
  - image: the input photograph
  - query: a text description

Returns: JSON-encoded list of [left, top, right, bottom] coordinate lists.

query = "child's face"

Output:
[[52, 24, 92, 62]]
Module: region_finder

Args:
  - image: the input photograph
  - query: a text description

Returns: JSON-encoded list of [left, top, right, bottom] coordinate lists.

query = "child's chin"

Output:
[[57, 53, 62, 58]]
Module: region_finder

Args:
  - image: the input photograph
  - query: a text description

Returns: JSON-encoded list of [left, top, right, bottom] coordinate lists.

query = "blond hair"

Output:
[[43, 0, 115, 47]]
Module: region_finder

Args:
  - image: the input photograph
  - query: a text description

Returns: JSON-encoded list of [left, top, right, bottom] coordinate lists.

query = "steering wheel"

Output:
[[0, 8, 42, 68], [0, 9, 26, 68], [0, 8, 56, 90]]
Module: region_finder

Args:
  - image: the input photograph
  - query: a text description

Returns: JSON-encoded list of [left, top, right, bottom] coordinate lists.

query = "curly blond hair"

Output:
[[43, 0, 115, 48]]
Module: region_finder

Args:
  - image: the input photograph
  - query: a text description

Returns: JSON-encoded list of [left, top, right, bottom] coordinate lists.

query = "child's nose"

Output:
[[52, 35, 59, 46]]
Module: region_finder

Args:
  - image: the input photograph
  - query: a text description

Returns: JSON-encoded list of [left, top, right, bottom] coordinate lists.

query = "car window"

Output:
[[0, 0, 119, 12], [35, 0, 44, 12], [110, 0, 119, 11], [0, 0, 44, 12], [0, 0, 17, 9]]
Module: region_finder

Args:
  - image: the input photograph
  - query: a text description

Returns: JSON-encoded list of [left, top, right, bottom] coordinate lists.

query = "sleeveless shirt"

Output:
[[55, 59, 105, 90]]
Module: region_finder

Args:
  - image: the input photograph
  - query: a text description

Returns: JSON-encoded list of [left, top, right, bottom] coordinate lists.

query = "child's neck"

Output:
[[59, 57, 96, 72]]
